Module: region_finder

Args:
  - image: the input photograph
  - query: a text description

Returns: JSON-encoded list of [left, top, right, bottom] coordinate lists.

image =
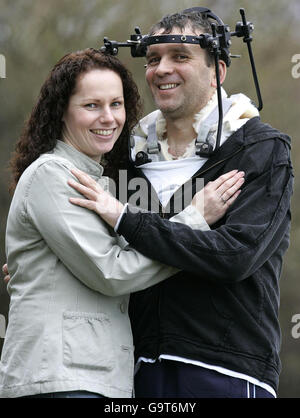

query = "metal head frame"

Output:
[[100, 7, 263, 159]]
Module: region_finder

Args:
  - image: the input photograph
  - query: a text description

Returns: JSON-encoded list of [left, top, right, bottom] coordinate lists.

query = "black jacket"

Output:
[[118, 117, 293, 392]]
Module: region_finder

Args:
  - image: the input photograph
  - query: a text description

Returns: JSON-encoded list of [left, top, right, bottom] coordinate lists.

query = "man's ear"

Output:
[[211, 60, 227, 87]]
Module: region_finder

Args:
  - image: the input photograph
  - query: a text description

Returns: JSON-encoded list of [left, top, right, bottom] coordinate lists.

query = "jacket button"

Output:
[[119, 301, 127, 314]]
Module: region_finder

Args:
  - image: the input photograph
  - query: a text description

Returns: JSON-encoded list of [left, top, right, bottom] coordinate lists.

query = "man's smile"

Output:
[[158, 83, 180, 90]]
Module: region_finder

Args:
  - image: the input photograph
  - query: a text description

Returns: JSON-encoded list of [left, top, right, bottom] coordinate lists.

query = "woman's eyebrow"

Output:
[[80, 96, 124, 102]]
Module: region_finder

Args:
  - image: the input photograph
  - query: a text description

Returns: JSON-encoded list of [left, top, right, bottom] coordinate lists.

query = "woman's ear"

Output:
[[211, 60, 227, 87]]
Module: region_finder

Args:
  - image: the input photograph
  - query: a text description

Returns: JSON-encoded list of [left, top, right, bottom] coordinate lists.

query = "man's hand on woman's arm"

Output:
[[2, 264, 10, 285], [68, 168, 244, 227]]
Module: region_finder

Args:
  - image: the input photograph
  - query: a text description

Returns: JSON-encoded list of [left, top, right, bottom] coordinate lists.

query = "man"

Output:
[[3, 9, 293, 398], [109, 9, 293, 398]]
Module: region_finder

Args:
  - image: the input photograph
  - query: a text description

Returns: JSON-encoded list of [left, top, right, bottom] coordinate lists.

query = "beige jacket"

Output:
[[0, 141, 208, 398]]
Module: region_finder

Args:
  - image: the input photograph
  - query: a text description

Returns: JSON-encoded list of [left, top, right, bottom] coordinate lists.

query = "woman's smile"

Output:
[[89, 128, 116, 140], [62, 68, 126, 161]]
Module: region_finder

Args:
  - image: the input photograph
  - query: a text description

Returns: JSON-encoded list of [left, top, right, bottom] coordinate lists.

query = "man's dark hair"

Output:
[[149, 10, 214, 67]]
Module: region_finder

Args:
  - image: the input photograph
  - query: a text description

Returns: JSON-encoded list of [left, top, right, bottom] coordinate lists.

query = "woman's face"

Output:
[[62, 68, 126, 161]]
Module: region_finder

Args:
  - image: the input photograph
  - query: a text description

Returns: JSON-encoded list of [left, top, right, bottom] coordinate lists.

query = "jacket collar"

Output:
[[192, 116, 291, 179], [242, 119, 292, 149], [132, 89, 261, 161], [52, 140, 104, 178]]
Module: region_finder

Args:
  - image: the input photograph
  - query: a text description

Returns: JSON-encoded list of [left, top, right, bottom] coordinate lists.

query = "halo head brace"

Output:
[[147, 7, 232, 67], [100, 7, 263, 161]]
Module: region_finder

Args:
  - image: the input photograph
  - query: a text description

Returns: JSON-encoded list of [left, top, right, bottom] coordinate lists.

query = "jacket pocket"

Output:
[[62, 311, 115, 371]]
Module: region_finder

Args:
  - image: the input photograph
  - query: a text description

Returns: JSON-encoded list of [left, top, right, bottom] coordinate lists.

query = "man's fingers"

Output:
[[69, 197, 96, 210], [68, 179, 99, 201], [2, 264, 8, 275], [69, 196, 122, 216], [4, 275, 10, 285], [2, 264, 10, 285], [70, 168, 99, 191]]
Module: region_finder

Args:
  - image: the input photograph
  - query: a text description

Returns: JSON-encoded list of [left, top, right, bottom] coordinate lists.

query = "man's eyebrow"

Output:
[[146, 44, 191, 58]]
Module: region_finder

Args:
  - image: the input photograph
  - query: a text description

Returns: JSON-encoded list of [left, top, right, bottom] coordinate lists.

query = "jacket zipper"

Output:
[[132, 146, 245, 359], [136, 146, 244, 221], [165, 146, 245, 218], [190, 146, 245, 181]]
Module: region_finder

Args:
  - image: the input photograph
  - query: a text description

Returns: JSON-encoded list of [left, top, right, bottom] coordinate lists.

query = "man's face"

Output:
[[145, 26, 216, 120]]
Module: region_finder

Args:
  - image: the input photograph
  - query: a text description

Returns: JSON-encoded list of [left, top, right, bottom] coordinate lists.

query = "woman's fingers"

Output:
[[217, 171, 245, 192], [212, 170, 245, 192], [209, 170, 239, 190], [224, 189, 242, 207], [220, 176, 245, 203]]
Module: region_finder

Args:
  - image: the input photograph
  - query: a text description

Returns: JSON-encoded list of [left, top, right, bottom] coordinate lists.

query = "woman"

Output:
[[0, 48, 243, 398]]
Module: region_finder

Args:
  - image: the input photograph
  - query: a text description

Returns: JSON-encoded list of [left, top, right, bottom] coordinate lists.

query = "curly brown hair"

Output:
[[9, 48, 142, 191]]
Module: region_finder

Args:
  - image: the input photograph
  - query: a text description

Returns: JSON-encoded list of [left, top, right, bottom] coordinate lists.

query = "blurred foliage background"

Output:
[[0, 0, 299, 398]]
